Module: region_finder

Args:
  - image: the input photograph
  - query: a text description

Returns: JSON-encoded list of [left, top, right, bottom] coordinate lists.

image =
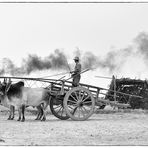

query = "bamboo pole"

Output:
[[98, 86, 143, 98], [38, 71, 70, 78], [113, 75, 117, 109], [0, 75, 143, 99], [97, 98, 130, 108], [113, 75, 116, 102], [65, 68, 90, 81]]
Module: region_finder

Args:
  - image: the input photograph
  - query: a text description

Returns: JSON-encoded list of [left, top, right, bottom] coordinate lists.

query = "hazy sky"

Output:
[[0, 2, 148, 86], [0, 3, 148, 62]]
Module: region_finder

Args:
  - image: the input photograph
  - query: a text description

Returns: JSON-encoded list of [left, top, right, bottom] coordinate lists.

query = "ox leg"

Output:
[[38, 112, 43, 120], [35, 109, 40, 120], [38, 105, 44, 120], [8, 106, 15, 120], [35, 106, 43, 120], [21, 105, 25, 122], [41, 103, 48, 121], [17, 107, 21, 121], [8, 109, 12, 120], [7, 114, 11, 120], [40, 104, 45, 121], [10, 106, 15, 120]]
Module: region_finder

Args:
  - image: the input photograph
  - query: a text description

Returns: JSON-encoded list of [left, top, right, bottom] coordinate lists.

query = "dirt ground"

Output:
[[0, 106, 148, 146]]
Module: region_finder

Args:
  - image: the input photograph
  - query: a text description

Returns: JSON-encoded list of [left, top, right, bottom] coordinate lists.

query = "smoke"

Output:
[[80, 31, 148, 76], [0, 49, 68, 75], [80, 47, 133, 73], [134, 32, 148, 61], [1, 32, 148, 77], [0, 58, 23, 75], [82, 52, 98, 69], [22, 54, 50, 74], [48, 49, 68, 70]]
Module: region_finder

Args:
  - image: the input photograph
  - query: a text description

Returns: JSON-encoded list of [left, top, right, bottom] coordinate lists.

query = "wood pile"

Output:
[[105, 78, 148, 109]]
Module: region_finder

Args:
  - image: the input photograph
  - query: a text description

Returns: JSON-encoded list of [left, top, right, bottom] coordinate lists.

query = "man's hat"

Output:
[[74, 56, 79, 61]]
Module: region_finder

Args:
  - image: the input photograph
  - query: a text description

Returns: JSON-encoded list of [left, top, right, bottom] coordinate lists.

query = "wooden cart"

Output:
[[0, 76, 141, 121]]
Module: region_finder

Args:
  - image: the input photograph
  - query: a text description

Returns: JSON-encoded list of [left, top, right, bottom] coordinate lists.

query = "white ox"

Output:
[[0, 81, 51, 122]]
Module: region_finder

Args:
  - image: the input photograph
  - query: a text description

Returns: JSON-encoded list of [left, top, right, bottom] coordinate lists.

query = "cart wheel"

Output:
[[50, 96, 70, 120], [64, 87, 95, 121]]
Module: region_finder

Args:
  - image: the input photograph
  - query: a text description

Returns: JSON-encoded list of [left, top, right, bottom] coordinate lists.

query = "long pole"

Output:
[[38, 71, 70, 78], [65, 68, 90, 81], [65, 58, 71, 72], [113, 75, 116, 102], [113, 75, 117, 110], [39, 58, 71, 79], [65, 57, 71, 77], [56, 76, 66, 81]]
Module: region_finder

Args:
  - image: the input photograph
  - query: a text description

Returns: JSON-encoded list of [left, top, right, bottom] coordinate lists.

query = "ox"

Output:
[[0, 81, 51, 122], [0, 103, 44, 121], [0, 97, 15, 120]]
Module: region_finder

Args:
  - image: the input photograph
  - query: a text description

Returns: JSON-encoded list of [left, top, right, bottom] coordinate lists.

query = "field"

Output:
[[0, 106, 148, 146]]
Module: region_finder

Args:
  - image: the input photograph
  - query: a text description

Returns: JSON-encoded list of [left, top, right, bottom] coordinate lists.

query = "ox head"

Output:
[[0, 80, 8, 96], [0, 78, 12, 96]]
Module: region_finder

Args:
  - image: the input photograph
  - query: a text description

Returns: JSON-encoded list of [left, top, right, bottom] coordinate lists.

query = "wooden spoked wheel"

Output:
[[50, 96, 70, 120], [64, 87, 95, 121]]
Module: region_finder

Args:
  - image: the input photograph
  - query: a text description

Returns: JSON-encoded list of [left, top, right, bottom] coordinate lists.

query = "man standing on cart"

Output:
[[70, 56, 81, 87]]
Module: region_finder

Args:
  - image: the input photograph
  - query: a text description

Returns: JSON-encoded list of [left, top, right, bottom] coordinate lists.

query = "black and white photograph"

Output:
[[0, 0, 148, 146]]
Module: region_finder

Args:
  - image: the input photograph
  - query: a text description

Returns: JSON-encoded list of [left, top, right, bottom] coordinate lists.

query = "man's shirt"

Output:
[[74, 63, 81, 74]]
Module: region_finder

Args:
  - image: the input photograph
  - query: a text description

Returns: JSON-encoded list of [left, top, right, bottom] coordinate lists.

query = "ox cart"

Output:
[[0, 76, 141, 121]]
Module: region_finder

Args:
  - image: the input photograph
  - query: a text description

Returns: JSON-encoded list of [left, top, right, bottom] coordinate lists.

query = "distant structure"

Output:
[[106, 78, 148, 109]]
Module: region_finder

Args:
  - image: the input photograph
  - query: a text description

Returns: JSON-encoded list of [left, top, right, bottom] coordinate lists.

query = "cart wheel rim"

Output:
[[64, 86, 95, 121], [50, 97, 70, 120]]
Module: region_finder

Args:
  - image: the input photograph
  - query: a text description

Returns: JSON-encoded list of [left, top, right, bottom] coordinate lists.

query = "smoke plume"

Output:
[[1, 32, 148, 77], [80, 32, 148, 75], [81, 47, 133, 73], [0, 49, 68, 75], [134, 32, 148, 60]]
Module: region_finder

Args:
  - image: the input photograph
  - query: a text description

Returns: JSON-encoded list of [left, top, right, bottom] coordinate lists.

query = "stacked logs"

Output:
[[105, 78, 148, 109]]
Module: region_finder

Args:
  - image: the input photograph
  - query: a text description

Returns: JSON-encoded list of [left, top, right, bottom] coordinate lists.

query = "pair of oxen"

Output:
[[0, 81, 51, 122]]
